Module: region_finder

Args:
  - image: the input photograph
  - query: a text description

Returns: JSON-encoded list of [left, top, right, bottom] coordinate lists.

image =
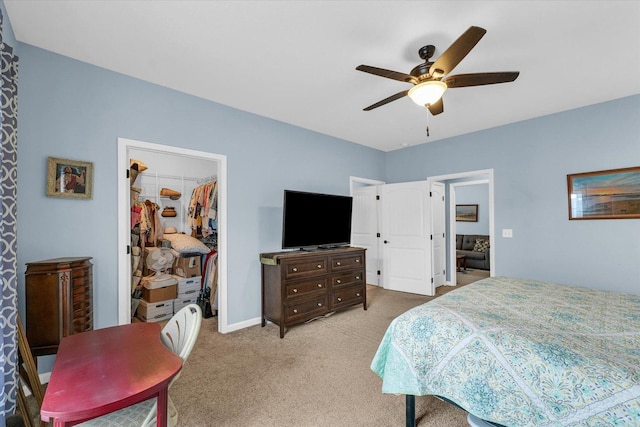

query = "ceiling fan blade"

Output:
[[429, 26, 487, 78], [445, 72, 520, 88], [428, 98, 444, 115], [356, 65, 418, 84], [363, 90, 409, 111]]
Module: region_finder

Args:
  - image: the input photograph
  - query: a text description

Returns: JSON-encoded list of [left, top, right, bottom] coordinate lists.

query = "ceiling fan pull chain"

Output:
[[425, 112, 430, 137]]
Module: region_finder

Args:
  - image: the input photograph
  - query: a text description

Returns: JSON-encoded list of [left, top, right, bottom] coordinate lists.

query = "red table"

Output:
[[41, 322, 182, 427]]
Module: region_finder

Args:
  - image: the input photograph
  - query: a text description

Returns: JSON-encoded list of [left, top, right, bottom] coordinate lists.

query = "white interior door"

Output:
[[351, 185, 380, 285], [431, 181, 446, 288], [380, 181, 433, 296]]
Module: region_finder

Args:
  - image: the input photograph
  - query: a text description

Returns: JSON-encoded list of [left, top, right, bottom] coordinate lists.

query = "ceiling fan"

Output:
[[356, 26, 519, 116]]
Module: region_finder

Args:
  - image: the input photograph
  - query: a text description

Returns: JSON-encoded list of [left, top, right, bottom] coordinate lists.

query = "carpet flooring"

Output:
[[170, 280, 489, 426]]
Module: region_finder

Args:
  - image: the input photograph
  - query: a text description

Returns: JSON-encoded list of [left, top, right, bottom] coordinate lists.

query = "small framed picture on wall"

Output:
[[456, 204, 478, 222], [46, 157, 94, 200]]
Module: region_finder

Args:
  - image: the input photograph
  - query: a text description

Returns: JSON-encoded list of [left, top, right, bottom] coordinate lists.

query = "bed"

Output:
[[371, 276, 640, 427]]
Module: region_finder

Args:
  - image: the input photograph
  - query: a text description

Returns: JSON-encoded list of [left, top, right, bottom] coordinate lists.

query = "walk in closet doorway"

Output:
[[117, 138, 228, 332]]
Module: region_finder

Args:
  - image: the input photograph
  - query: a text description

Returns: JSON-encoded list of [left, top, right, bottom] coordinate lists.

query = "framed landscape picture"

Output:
[[456, 204, 478, 222], [567, 166, 640, 220], [46, 157, 94, 200]]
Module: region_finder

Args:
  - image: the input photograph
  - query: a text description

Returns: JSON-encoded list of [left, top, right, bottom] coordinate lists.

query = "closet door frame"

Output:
[[116, 137, 229, 333]]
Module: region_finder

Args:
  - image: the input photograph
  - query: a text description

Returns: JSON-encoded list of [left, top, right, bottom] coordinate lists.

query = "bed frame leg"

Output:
[[406, 394, 415, 427]]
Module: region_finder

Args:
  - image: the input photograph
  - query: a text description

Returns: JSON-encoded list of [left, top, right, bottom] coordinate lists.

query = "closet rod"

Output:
[[197, 174, 217, 185], [148, 172, 206, 182]]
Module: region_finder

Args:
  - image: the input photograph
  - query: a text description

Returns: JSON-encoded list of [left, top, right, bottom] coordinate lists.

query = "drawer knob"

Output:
[[293, 309, 298, 314], [355, 259, 360, 263], [292, 267, 298, 272], [317, 264, 322, 269], [356, 293, 361, 297], [355, 276, 360, 280], [317, 302, 322, 307], [317, 283, 322, 287], [293, 288, 298, 293], [336, 279, 341, 284], [337, 297, 342, 302], [336, 262, 341, 266]]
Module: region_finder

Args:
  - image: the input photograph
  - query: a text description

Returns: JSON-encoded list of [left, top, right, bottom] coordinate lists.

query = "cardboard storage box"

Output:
[[141, 284, 177, 303], [175, 275, 201, 298], [141, 275, 177, 290], [173, 297, 199, 313], [137, 299, 173, 323], [173, 255, 201, 278]]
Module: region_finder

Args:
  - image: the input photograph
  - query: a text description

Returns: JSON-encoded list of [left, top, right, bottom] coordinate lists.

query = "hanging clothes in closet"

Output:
[[187, 179, 218, 240], [188, 179, 219, 316]]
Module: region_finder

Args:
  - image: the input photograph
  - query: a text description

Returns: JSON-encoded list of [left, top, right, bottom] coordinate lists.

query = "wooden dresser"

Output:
[[25, 257, 93, 356], [260, 247, 366, 338]]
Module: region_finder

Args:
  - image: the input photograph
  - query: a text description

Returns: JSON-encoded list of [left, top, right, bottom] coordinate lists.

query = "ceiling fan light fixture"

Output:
[[408, 81, 447, 107]]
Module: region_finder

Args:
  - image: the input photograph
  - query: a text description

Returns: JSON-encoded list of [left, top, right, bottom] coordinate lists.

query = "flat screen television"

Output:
[[282, 190, 353, 250]]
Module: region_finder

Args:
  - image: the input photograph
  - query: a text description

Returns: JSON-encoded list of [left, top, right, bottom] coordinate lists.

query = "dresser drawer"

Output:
[[331, 285, 365, 310], [285, 296, 329, 323], [331, 253, 364, 271], [283, 257, 327, 279], [331, 270, 364, 290], [286, 278, 327, 299]]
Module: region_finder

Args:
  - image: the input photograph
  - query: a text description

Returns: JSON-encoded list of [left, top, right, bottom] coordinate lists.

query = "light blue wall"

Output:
[[15, 44, 385, 329], [10, 19, 640, 337], [455, 184, 489, 235], [386, 95, 640, 293]]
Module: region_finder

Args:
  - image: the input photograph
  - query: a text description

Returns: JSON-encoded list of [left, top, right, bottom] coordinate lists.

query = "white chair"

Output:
[[79, 304, 202, 427]]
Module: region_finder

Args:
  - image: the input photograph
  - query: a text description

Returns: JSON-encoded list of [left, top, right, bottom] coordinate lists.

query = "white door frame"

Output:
[[428, 169, 494, 286], [349, 176, 385, 193], [117, 137, 229, 333], [349, 176, 385, 286], [430, 181, 446, 288]]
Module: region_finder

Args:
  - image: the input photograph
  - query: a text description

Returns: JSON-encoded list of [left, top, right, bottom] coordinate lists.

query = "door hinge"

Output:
[[127, 245, 131, 255], [431, 277, 434, 283], [377, 270, 381, 275], [443, 269, 446, 275], [430, 235, 433, 240], [429, 191, 432, 197], [442, 196, 444, 201], [376, 195, 380, 200], [126, 169, 130, 179], [376, 233, 381, 238], [443, 233, 445, 238]]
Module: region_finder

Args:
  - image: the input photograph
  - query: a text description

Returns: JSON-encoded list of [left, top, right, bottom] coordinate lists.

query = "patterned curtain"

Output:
[[0, 9, 19, 423]]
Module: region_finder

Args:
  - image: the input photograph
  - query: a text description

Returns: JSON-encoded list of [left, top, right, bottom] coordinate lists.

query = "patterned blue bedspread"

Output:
[[371, 277, 640, 426]]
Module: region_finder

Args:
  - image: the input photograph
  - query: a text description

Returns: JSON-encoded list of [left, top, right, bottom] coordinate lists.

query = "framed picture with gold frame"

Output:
[[46, 157, 93, 200], [567, 166, 640, 220]]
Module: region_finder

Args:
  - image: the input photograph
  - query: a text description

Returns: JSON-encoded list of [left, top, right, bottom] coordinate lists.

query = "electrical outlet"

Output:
[[502, 229, 513, 238]]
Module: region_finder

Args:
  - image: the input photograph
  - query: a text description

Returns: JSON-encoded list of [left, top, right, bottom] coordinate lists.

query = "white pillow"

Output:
[[163, 233, 210, 254]]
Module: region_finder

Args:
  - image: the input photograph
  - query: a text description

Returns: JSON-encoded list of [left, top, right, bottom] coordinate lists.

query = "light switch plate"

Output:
[[502, 229, 513, 238]]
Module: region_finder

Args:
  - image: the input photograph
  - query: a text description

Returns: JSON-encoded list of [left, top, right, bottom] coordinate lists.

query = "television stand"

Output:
[[260, 246, 367, 338]]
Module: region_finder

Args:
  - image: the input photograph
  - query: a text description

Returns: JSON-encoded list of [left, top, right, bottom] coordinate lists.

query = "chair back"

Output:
[[161, 304, 202, 363], [16, 314, 47, 427]]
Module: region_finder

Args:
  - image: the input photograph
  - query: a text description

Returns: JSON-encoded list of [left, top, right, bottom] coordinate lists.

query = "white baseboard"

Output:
[[222, 316, 262, 333]]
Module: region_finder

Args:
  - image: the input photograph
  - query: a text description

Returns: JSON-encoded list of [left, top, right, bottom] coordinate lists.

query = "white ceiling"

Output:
[[4, 1, 640, 152]]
